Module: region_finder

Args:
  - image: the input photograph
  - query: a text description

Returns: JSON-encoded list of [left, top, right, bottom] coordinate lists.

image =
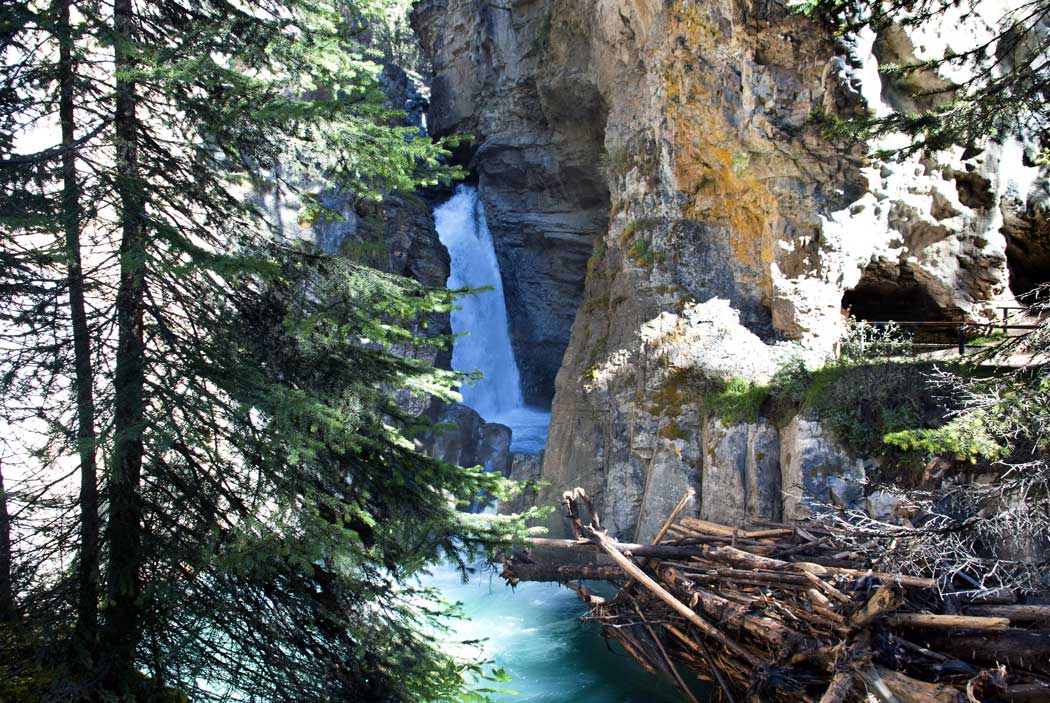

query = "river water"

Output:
[[428, 186, 683, 702]]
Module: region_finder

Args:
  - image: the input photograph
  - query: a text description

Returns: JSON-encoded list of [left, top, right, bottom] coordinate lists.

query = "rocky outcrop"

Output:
[[414, 0, 1050, 538], [779, 415, 869, 521], [498, 451, 545, 516], [419, 402, 512, 475], [701, 418, 781, 526]]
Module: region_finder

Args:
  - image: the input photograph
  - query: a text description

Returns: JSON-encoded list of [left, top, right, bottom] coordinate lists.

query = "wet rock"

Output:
[[419, 402, 511, 473], [479, 423, 512, 475], [499, 452, 545, 515]]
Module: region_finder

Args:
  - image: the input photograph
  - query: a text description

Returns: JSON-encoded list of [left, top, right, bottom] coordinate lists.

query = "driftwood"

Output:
[[499, 488, 1050, 703]]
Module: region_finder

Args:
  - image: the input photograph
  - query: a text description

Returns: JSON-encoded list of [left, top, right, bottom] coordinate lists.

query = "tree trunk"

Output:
[[56, 0, 100, 658], [102, 0, 146, 693], [0, 461, 13, 622]]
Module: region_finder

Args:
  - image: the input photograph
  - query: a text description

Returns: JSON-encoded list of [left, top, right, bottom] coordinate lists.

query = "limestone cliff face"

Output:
[[414, 0, 1049, 538]]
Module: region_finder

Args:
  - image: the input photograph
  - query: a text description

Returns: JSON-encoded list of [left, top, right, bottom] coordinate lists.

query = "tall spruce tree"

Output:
[[1, 1, 538, 700]]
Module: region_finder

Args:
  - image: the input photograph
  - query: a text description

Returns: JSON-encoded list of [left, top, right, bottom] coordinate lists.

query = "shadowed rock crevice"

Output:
[[842, 268, 957, 323]]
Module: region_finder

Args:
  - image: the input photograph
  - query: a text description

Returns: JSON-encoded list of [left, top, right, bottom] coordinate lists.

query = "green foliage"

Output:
[[0, 624, 53, 703], [0, 1, 522, 701], [791, 0, 1049, 158], [585, 237, 608, 287], [762, 358, 952, 480], [806, 108, 871, 143], [627, 238, 657, 267], [368, 0, 431, 77], [702, 378, 769, 425], [800, 362, 952, 483], [620, 217, 646, 244], [600, 144, 632, 178], [788, 0, 848, 17], [338, 211, 392, 267], [839, 318, 915, 360], [885, 410, 1008, 463]]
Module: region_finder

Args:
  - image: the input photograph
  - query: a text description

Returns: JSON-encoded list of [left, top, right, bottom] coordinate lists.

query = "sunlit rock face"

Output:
[[414, 0, 1048, 537]]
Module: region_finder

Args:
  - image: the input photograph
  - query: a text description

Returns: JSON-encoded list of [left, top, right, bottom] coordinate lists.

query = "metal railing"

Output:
[[846, 306, 1044, 358]]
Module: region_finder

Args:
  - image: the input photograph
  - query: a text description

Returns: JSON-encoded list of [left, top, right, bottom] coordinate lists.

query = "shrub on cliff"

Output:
[[819, 287, 1050, 594]]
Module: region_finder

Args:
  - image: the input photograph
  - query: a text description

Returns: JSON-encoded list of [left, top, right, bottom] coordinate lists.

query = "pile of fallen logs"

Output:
[[500, 489, 1050, 703]]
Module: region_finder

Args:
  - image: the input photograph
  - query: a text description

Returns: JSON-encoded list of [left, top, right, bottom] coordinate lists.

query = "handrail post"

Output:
[[1003, 307, 1008, 335], [958, 324, 966, 356]]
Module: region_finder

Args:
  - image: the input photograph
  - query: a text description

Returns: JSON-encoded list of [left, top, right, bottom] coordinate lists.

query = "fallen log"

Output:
[[864, 666, 963, 703], [661, 567, 810, 651], [586, 527, 766, 668], [884, 613, 1011, 630], [500, 561, 623, 584], [914, 630, 1050, 675], [523, 537, 937, 588], [818, 670, 853, 703], [963, 604, 1050, 622]]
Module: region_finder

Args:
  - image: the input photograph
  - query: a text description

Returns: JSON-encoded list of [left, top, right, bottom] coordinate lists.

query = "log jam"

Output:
[[499, 488, 1050, 703]]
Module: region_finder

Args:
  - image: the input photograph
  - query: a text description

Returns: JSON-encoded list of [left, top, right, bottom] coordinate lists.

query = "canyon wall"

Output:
[[413, 0, 1049, 539]]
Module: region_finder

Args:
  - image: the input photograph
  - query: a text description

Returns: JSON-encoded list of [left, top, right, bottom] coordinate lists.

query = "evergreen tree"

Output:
[[1, 0, 538, 700]]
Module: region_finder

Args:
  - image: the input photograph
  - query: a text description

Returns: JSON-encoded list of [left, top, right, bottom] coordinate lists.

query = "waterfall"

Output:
[[425, 187, 682, 702], [434, 185, 550, 455], [434, 186, 524, 416]]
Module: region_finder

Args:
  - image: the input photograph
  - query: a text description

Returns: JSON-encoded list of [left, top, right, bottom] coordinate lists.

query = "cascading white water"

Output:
[[435, 186, 524, 417], [434, 185, 551, 454], [427, 185, 684, 702]]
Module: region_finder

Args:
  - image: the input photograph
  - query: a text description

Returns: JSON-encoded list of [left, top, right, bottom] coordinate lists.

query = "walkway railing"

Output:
[[845, 306, 1045, 359]]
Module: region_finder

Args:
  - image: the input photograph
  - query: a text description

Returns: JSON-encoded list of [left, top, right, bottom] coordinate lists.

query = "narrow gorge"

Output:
[[4, 0, 1046, 700], [406, 0, 1047, 534], [400, 0, 1050, 699]]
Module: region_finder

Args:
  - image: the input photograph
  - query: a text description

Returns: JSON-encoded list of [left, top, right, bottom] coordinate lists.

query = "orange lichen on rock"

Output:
[[662, 0, 779, 300]]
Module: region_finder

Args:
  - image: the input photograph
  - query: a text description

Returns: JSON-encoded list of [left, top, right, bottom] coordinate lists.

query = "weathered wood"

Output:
[[818, 670, 853, 703], [629, 600, 701, 703], [869, 666, 962, 703], [807, 588, 832, 609], [802, 570, 851, 604], [500, 561, 624, 584], [516, 488, 1049, 703], [916, 630, 1050, 675], [587, 529, 764, 668], [885, 613, 1011, 630], [851, 586, 899, 627], [964, 604, 1050, 622], [561, 580, 607, 606], [821, 565, 935, 590], [679, 517, 740, 537], [531, 534, 937, 589], [662, 568, 808, 651], [652, 489, 695, 548], [1003, 682, 1050, 701]]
